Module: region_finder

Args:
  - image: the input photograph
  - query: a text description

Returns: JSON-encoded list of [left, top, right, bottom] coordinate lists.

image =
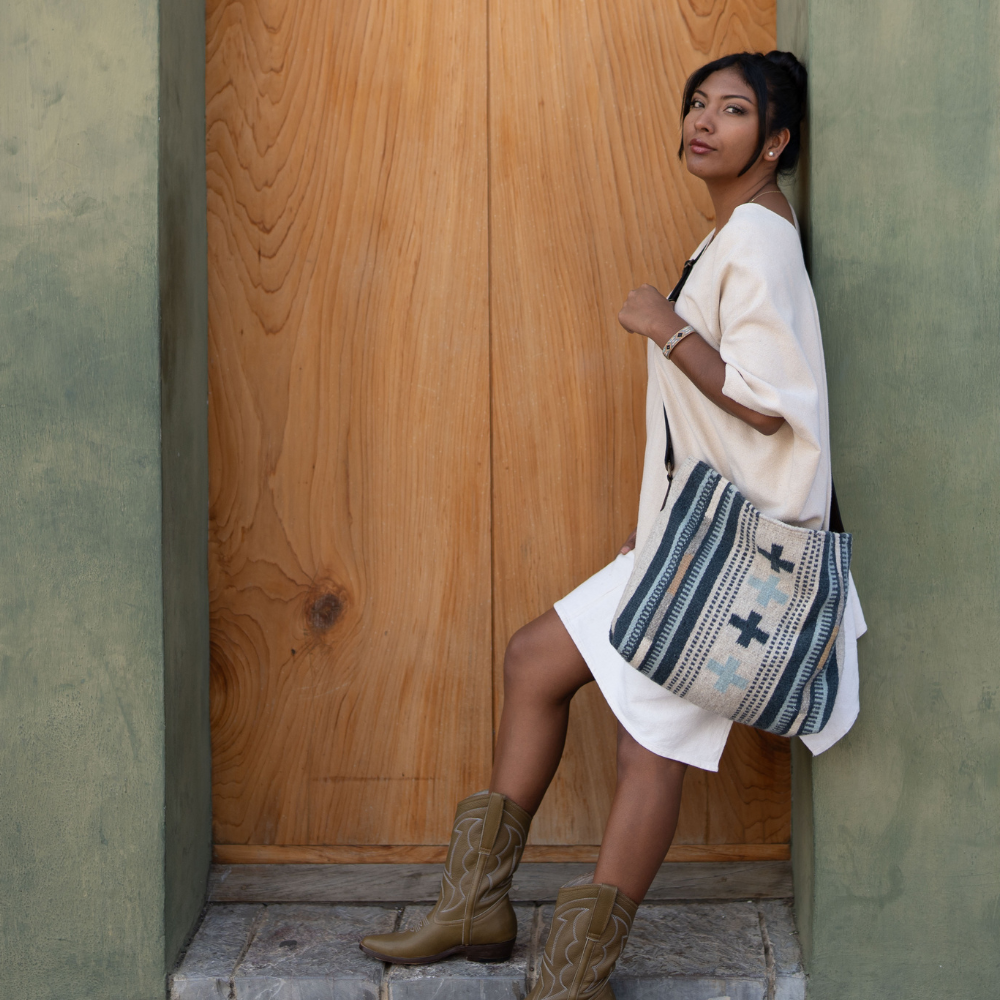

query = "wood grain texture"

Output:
[[488, 0, 780, 847], [524, 843, 790, 862], [674, 724, 791, 845], [208, 861, 793, 902], [213, 845, 451, 865], [213, 843, 789, 864], [206, 0, 491, 847], [207, 0, 789, 856]]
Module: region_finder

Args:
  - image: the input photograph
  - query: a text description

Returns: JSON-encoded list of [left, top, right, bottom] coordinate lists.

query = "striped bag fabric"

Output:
[[610, 458, 852, 736]]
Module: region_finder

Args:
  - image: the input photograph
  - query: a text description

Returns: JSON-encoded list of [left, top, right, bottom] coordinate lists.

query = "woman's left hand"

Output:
[[618, 284, 684, 347]]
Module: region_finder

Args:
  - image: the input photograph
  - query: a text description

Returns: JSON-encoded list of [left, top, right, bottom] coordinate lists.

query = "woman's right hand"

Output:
[[618, 285, 681, 348], [620, 530, 637, 555]]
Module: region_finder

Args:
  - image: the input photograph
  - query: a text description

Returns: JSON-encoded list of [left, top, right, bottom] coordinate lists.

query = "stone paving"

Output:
[[171, 899, 804, 1000]]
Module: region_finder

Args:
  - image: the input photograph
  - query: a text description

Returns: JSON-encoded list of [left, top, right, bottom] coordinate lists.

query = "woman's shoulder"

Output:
[[712, 202, 804, 267]]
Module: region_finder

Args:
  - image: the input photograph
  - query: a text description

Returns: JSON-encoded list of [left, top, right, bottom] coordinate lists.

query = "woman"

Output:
[[361, 50, 866, 996]]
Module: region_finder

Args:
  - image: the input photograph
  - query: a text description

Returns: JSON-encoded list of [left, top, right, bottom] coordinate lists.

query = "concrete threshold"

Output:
[[208, 861, 793, 905], [170, 898, 804, 1000]]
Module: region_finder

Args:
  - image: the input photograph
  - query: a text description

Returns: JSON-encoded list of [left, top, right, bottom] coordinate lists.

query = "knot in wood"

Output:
[[309, 593, 343, 632]]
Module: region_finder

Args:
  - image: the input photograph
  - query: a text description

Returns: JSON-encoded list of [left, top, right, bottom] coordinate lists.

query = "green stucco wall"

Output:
[[160, 0, 213, 968], [0, 1, 210, 996], [784, 1, 1000, 996], [775, 0, 817, 968]]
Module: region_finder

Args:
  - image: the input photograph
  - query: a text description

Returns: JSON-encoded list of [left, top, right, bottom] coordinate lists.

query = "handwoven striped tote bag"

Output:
[[609, 458, 852, 736]]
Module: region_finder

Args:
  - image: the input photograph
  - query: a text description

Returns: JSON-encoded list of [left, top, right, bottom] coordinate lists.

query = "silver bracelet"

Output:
[[662, 325, 695, 360]]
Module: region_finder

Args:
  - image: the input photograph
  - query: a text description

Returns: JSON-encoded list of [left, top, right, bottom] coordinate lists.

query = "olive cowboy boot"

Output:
[[360, 790, 531, 964], [526, 883, 638, 1000]]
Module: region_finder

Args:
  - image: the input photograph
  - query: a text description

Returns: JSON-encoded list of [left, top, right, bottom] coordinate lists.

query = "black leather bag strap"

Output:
[[667, 244, 708, 303], [829, 481, 845, 533], [661, 245, 710, 473]]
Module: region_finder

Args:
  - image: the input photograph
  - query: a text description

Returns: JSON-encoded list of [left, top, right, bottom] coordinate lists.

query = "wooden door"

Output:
[[207, 0, 789, 866]]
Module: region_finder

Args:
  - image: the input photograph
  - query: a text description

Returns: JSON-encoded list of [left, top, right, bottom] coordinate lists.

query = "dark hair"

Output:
[[678, 51, 807, 176]]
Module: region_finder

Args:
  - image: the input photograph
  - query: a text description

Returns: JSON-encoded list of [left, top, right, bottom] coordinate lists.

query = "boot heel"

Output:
[[465, 938, 516, 962]]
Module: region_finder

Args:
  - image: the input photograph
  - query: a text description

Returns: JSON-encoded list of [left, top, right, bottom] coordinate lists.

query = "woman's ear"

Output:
[[765, 127, 791, 162]]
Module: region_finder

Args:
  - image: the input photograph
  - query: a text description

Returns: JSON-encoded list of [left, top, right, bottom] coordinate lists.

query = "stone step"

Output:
[[208, 861, 793, 905], [170, 899, 804, 1000]]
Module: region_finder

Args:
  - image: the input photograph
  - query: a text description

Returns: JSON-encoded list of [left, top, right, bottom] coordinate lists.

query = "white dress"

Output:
[[555, 204, 867, 771]]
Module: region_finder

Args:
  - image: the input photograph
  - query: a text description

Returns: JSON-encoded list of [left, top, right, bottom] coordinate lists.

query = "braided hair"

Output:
[[678, 51, 807, 176]]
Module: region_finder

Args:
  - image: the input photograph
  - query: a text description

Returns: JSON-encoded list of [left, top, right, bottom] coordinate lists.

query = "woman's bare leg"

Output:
[[593, 724, 688, 902], [490, 608, 594, 815], [490, 611, 686, 900]]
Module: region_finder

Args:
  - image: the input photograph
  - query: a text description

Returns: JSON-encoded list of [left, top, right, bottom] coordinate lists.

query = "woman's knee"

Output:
[[502, 612, 589, 703], [502, 620, 546, 694], [616, 724, 687, 782]]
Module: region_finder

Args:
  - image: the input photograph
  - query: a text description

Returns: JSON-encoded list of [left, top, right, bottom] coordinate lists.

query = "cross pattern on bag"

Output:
[[756, 542, 795, 573], [729, 610, 770, 648], [747, 573, 789, 608], [707, 656, 749, 693]]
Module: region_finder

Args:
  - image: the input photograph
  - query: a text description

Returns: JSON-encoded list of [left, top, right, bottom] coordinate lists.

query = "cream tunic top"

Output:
[[555, 202, 865, 768], [636, 202, 830, 554]]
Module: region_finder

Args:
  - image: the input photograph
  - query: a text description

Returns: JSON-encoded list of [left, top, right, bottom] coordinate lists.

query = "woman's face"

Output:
[[682, 67, 767, 181]]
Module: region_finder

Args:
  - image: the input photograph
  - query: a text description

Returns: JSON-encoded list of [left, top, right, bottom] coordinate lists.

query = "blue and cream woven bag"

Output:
[[610, 458, 852, 736]]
